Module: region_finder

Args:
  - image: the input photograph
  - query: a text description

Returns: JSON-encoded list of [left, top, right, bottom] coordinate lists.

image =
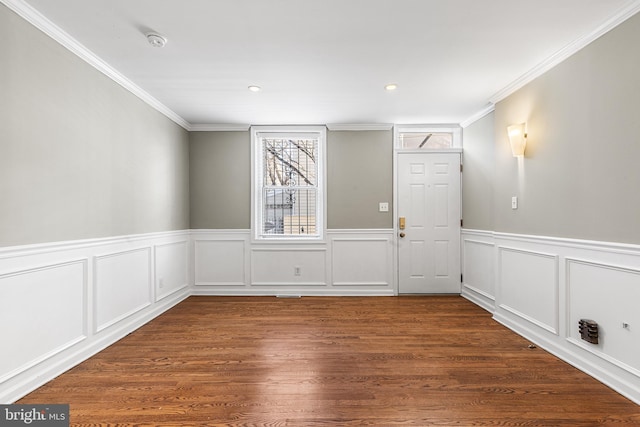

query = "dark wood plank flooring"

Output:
[[18, 296, 640, 426]]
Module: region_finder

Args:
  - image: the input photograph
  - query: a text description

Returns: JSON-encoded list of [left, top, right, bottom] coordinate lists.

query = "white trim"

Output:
[[462, 238, 494, 248], [327, 228, 393, 235], [0, 230, 190, 259], [395, 148, 463, 154], [460, 104, 495, 128], [489, 0, 640, 104], [189, 229, 251, 235], [189, 124, 251, 132], [1, 0, 190, 130], [462, 283, 495, 302], [250, 126, 327, 243], [461, 228, 494, 237], [326, 123, 393, 131], [463, 228, 640, 254], [190, 288, 396, 297], [567, 338, 640, 379]]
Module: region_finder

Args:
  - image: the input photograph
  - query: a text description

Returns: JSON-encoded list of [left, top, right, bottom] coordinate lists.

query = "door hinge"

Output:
[[460, 164, 463, 173], [461, 274, 464, 283], [460, 219, 463, 227]]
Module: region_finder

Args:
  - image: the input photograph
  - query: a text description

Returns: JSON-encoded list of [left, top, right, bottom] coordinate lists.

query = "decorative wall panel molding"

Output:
[[191, 229, 395, 295], [94, 247, 152, 333], [251, 247, 328, 287], [194, 237, 248, 287], [5, 227, 638, 405], [461, 237, 495, 312], [462, 229, 640, 405], [331, 237, 392, 287], [155, 241, 189, 301], [566, 258, 640, 378], [497, 246, 559, 335], [0, 231, 190, 403], [0, 260, 87, 384]]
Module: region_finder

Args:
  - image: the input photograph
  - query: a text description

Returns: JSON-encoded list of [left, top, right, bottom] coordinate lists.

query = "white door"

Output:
[[397, 152, 461, 294]]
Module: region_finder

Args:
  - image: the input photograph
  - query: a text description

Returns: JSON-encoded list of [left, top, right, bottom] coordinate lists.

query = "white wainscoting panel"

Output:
[[498, 247, 559, 335], [331, 236, 393, 288], [461, 234, 495, 312], [0, 231, 190, 404], [194, 237, 247, 288], [155, 241, 189, 301], [566, 258, 640, 376], [0, 260, 86, 384], [251, 247, 327, 287], [190, 229, 395, 295], [461, 229, 640, 404], [94, 247, 152, 333]]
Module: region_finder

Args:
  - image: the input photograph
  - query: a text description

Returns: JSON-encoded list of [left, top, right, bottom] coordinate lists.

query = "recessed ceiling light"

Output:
[[248, 85, 262, 92], [145, 32, 167, 48], [385, 83, 398, 91]]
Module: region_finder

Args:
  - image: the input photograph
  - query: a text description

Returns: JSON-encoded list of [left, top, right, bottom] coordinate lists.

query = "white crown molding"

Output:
[[189, 124, 251, 132], [1, 0, 191, 130], [460, 104, 495, 128], [489, 0, 640, 104], [326, 123, 394, 131]]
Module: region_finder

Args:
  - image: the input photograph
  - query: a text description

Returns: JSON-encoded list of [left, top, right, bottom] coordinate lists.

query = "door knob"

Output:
[[399, 232, 406, 238]]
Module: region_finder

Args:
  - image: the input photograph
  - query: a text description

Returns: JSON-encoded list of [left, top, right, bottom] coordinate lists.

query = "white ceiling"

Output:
[[9, 0, 640, 128]]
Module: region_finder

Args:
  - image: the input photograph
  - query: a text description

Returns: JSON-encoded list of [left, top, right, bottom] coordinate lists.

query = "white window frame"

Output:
[[251, 125, 327, 242]]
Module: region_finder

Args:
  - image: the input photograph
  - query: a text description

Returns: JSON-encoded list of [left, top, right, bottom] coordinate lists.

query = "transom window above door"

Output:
[[394, 125, 462, 150]]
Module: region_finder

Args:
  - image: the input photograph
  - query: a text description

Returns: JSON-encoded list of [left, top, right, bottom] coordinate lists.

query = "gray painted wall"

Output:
[[462, 112, 495, 231], [486, 12, 640, 244], [189, 131, 251, 229], [9, 0, 638, 245], [0, 5, 190, 247], [327, 130, 393, 229], [189, 129, 393, 230]]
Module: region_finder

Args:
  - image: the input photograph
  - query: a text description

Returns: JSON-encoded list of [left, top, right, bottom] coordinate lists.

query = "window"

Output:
[[394, 125, 462, 150], [252, 126, 326, 240], [398, 132, 453, 149]]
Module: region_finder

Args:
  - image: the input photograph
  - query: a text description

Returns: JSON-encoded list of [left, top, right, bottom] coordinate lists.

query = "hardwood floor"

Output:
[[18, 296, 640, 426]]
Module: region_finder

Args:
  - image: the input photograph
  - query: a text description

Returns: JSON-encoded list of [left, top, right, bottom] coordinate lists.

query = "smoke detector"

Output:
[[145, 32, 167, 48]]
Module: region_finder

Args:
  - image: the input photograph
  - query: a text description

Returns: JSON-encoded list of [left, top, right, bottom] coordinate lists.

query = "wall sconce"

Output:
[[507, 123, 527, 157]]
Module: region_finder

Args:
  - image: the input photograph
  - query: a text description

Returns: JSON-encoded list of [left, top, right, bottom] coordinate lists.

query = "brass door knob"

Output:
[[399, 232, 406, 238]]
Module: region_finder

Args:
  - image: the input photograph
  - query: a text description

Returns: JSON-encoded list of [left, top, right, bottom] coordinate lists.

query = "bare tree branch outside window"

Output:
[[261, 138, 318, 235]]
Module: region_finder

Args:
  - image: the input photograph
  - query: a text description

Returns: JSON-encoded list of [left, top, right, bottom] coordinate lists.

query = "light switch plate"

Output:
[[379, 202, 389, 212], [511, 196, 518, 209]]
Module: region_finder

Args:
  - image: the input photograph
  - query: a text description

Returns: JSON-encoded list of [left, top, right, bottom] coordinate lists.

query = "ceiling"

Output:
[[9, 0, 640, 128]]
